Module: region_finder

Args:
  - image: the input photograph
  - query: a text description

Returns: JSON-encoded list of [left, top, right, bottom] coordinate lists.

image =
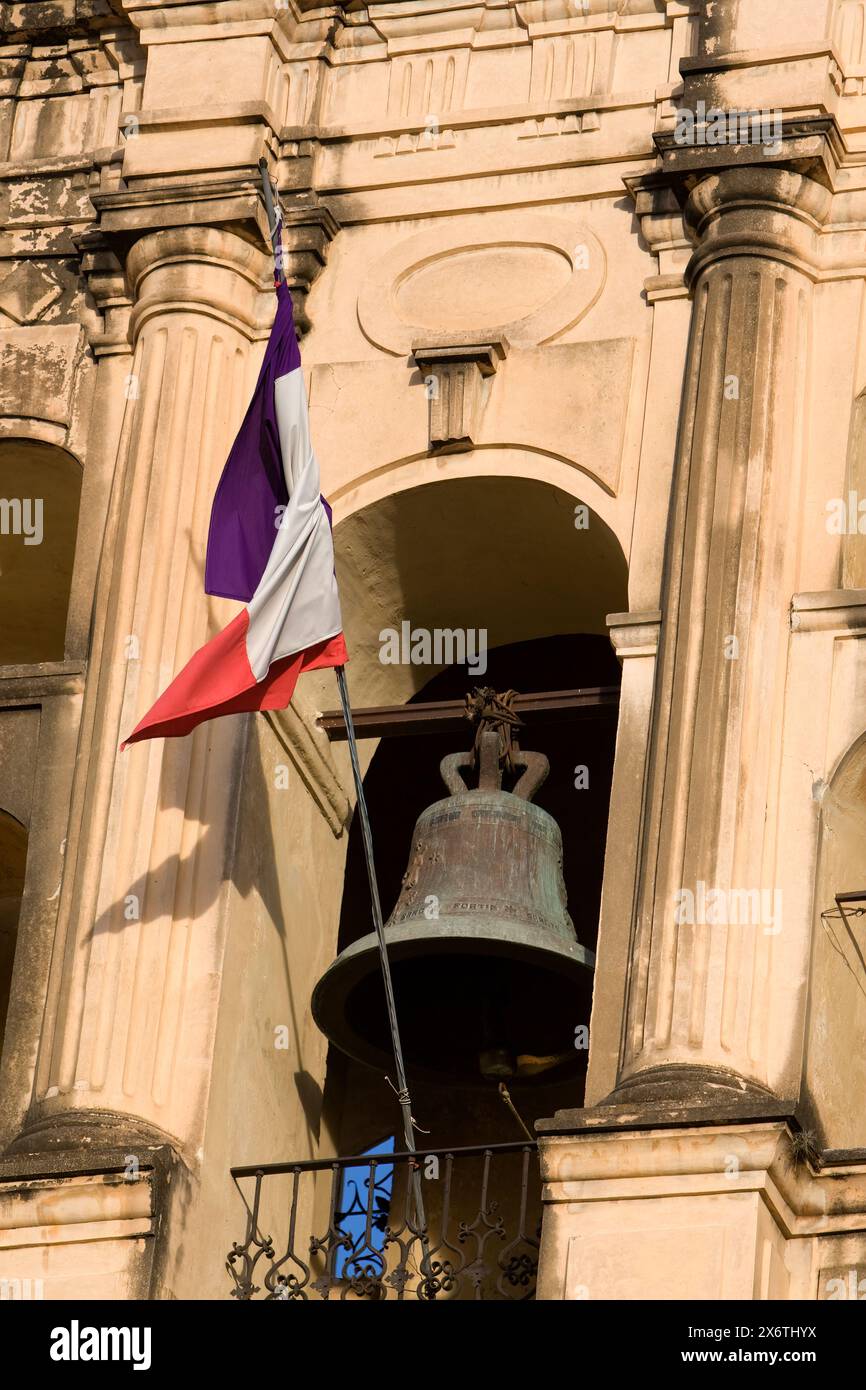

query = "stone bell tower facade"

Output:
[[0, 0, 864, 1301]]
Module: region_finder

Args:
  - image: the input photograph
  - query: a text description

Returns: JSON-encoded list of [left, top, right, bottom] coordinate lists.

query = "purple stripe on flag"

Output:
[[205, 281, 301, 602]]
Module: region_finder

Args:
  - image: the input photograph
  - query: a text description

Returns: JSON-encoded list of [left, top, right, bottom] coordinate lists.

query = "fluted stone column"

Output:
[[613, 167, 831, 1102], [14, 226, 272, 1155]]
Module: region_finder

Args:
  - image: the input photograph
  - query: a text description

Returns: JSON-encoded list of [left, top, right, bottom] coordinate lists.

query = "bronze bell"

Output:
[[312, 728, 595, 1085]]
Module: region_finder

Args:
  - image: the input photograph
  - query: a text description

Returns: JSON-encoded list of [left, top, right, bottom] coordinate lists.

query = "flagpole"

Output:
[[257, 161, 427, 1236], [258, 158, 285, 282], [333, 665, 421, 1147]]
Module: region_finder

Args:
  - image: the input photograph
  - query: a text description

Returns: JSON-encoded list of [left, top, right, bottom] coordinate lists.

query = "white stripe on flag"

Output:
[[245, 366, 342, 681]]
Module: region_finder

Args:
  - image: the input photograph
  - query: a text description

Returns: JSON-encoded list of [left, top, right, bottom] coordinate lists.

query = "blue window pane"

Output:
[[334, 1137, 395, 1279]]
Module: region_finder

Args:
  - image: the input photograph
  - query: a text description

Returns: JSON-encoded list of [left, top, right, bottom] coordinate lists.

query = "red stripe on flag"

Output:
[[122, 610, 347, 747]]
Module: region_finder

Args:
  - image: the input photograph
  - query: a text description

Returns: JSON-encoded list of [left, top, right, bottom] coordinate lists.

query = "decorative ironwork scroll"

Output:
[[227, 1142, 541, 1302]]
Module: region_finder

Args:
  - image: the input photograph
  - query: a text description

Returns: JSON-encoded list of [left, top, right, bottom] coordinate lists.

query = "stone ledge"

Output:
[[791, 588, 866, 633], [537, 1095, 797, 1137]]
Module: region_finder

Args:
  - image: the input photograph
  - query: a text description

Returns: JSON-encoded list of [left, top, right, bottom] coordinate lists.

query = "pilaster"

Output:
[[11, 221, 272, 1160], [612, 162, 830, 1104]]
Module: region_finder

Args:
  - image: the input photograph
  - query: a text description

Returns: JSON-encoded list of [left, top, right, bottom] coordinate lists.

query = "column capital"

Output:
[[89, 183, 341, 339], [125, 224, 271, 343], [624, 119, 839, 300], [684, 165, 832, 286]]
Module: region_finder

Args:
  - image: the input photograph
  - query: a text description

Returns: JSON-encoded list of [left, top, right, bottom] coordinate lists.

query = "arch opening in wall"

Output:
[[0, 439, 83, 665], [316, 473, 627, 1159]]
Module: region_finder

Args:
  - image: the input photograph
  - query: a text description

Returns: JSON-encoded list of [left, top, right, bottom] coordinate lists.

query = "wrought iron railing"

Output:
[[227, 1141, 541, 1301]]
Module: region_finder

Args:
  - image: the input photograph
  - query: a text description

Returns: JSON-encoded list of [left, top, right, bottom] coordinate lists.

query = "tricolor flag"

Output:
[[123, 275, 347, 747]]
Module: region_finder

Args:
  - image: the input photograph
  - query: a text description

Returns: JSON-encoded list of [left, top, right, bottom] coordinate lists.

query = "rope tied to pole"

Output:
[[385, 1076, 430, 1135], [464, 687, 523, 774]]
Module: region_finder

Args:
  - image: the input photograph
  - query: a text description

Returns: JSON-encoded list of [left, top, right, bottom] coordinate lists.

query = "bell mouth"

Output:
[[311, 918, 595, 1087]]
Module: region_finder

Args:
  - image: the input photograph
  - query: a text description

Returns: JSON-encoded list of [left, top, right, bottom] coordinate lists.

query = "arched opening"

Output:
[[330, 471, 625, 707], [803, 733, 866, 1149], [0, 809, 28, 1056], [318, 473, 627, 1157], [0, 439, 82, 664]]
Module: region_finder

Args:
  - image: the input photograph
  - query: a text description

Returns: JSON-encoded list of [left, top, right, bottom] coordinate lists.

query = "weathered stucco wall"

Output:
[[0, 0, 865, 1301]]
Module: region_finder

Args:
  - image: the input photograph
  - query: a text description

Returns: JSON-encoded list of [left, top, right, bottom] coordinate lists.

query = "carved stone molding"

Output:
[[89, 180, 340, 337], [75, 230, 133, 357], [412, 337, 508, 450], [91, 178, 270, 246], [790, 589, 866, 635], [623, 175, 690, 301], [516, 0, 656, 28], [124, 224, 270, 343], [358, 212, 605, 357], [684, 165, 832, 286], [654, 116, 844, 200], [277, 198, 340, 336], [607, 609, 661, 660]]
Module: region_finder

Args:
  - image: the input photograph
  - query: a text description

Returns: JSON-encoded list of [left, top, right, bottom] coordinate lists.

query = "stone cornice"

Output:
[[654, 117, 845, 199], [91, 177, 271, 246], [515, 0, 664, 34], [791, 589, 866, 635], [607, 609, 661, 659], [280, 88, 656, 142], [116, 0, 341, 32], [539, 1117, 866, 1236], [0, 20, 144, 93], [680, 41, 842, 81], [109, 0, 670, 46], [0, 0, 127, 41]]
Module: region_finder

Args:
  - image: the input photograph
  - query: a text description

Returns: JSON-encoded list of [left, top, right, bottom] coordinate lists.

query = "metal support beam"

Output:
[[317, 685, 620, 741]]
